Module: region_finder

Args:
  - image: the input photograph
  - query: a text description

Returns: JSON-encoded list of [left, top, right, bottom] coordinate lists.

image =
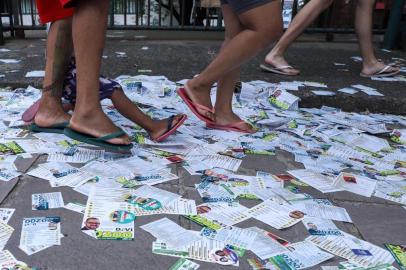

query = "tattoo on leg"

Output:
[[45, 20, 73, 97]]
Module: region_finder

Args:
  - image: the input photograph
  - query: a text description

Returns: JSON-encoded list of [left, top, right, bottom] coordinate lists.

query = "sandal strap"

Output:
[[166, 115, 175, 133], [95, 129, 126, 142]]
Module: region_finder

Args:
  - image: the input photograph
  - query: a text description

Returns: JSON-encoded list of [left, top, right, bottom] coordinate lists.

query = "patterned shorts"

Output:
[[62, 57, 121, 104]]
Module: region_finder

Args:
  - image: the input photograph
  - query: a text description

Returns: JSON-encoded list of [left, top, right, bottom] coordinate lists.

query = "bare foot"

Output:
[[361, 61, 400, 76], [34, 98, 71, 127], [184, 79, 215, 122], [214, 110, 255, 133], [69, 109, 131, 145], [264, 53, 300, 75], [148, 114, 184, 140]]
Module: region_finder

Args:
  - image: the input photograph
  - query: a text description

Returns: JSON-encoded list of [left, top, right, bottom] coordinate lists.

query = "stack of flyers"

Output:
[[0, 221, 14, 250], [268, 88, 299, 110], [169, 258, 200, 270], [0, 208, 15, 224], [186, 202, 250, 230], [268, 241, 334, 270], [19, 216, 61, 255], [385, 244, 406, 270], [32, 192, 64, 210]]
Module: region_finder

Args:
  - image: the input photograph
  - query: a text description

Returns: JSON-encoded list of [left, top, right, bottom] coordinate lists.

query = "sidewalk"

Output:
[[0, 36, 405, 114], [0, 35, 405, 270]]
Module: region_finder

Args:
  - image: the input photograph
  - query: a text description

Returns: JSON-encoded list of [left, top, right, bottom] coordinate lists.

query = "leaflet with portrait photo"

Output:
[[268, 241, 334, 270], [293, 202, 352, 223], [333, 172, 377, 198], [81, 200, 135, 241], [187, 202, 250, 230], [245, 199, 304, 229], [302, 217, 343, 236]]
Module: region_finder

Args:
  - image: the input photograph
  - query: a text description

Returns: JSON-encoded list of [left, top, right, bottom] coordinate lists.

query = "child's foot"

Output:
[[148, 114, 186, 141]]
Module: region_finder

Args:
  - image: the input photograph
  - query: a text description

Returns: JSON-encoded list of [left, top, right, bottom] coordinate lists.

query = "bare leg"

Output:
[[185, 1, 283, 121], [214, 5, 254, 132], [69, 0, 130, 145], [356, 0, 399, 75], [110, 89, 184, 139], [265, 0, 333, 75], [34, 18, 73, 127]]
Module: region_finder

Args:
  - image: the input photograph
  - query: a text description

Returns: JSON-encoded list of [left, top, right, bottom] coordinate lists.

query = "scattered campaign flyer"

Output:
[[268, 241, 334, 270], [19, 216, 61, 255], [63, 202, 86, 214], [169, 258, 200, 270], [245, 199, 304, 229], [0, 208, 15, 224], [385, 244, 406, 270], [32, 192, 64, 210], [268, 88, 299, 110], [82, 200, 135, 241], [288, 169, 342, 193], [248, 227, 288, 259], [0, 250, 18, 269], [302, 217, 343, 236], [294, 202, 353, 223], [141, 218, 200, 249], [307, 232, 395, 268], [201, 226, 257, 250], [187, 202, 250, 230], [333, 172, 377, 197], [0, 221, 14, 250]]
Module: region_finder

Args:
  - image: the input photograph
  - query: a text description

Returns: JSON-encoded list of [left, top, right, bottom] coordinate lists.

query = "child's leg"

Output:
[[110, 88, 185, 139]]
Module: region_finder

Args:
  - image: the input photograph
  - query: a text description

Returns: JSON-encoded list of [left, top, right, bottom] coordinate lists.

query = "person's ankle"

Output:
[[188, 77, 211, 93]]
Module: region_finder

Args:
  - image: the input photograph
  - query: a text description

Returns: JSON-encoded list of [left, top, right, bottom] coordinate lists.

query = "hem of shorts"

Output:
[[39, 12, 74, 24], [233, 0, 274, 15]]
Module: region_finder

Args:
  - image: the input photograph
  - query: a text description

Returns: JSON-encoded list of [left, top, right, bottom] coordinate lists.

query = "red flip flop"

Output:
[[206, 121, 256, 134], [177, 87, 215, 124], [22, 100, 41, 123], [153, 114, 187, 142]]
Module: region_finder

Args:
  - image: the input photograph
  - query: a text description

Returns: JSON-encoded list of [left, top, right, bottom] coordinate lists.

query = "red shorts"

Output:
[[36, 0, 76, 24]]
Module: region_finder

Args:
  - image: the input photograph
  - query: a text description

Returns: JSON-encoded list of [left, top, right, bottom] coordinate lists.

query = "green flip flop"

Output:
[[28, 122, 70, 134], [63, 127, 133, 152]]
